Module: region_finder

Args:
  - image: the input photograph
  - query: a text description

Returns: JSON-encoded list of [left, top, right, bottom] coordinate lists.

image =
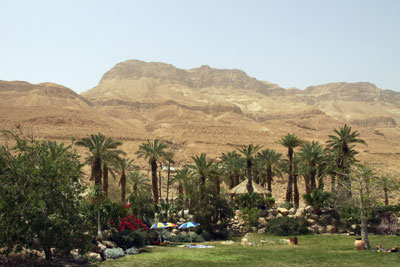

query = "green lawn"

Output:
[[99, 235, 400, 267]]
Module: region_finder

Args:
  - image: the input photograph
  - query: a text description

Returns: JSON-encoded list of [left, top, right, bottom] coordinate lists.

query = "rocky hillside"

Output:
[[1, 60, 400, 202]]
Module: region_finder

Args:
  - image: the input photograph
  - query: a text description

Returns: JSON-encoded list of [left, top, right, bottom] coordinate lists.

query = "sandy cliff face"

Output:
[[1, 60, 400, 202]]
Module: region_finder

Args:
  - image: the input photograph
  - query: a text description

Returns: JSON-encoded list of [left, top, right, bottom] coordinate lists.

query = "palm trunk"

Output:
[[254, 168, 259, 184], [234, 172, 240, 186], [121, 171, 126, 202], [305, 175, 312, 195], [151, 160, 159, 204], [286, 149, 293, 203], [310, 168, 316, 191], [93, 156, 102, 186], [102, 164, 109, 199], [166, 162, 171, 204], [246, 159, 254, 193], [384, 186, 389, 206], [159, 162, 162, 202], [266, 166, 272, 196], [293, 174, 299, 209], [216, 177, 220, 195], [229, 174, 234, 189], [331, 174, 336, 193]]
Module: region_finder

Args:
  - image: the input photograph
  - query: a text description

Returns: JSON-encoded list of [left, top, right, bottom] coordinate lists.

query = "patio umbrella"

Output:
[[178, 222, 200, 244], [150, 222, 168, 229], [165, 222, 177, 228]]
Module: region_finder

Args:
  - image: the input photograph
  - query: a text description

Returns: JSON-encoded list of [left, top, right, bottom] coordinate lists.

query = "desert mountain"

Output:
[[1, 60, 400, 201]]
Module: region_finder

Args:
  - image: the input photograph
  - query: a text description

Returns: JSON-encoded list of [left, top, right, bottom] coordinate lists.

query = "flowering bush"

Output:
[[117, 201, 148, 232], [118, 214, 148, 232]]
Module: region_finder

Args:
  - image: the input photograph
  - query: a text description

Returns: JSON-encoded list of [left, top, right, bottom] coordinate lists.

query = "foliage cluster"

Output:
[[112, 229, 148, 250], [170, 232, 205, 243], [265, 217, 310, 236], [104, 247, 125, 259]]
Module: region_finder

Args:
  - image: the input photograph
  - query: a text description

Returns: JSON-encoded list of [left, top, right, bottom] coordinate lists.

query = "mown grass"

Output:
[[99, 234, 400, 267]]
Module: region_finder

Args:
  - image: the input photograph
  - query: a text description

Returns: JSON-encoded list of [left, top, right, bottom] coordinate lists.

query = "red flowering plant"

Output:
[[117, 202, 148, 232]]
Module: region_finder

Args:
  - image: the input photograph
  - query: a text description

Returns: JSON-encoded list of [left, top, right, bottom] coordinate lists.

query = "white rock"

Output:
[[277, 208, 289, 216], [87, 252, 102, 262]]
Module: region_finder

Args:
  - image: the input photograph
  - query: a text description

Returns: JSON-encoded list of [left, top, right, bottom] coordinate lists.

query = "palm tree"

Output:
[[136, 139, 168, 204], [327, 124, 367, 195], [128, 170, 148, 194], [163, 151, 175, 204], [189, 153, 213, 199], [221, 151, 245, 189], [113, 158, 135, 202], [278, 134, 303, 203], [102, 149, 126, 198], [76, 133, 123, 187], [258, 149, 282, 196], [238, 144, 261, 194], [173, 168, 194, 217], [299, 141, 325, 194]]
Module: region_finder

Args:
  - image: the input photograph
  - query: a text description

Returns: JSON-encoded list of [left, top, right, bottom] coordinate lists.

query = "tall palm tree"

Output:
[[136, 139, 168, 204], [221, 151, 245, 189], [278, 134, 303, 203], [102, 149, 126, 198], [113, 158, 135, 202], [76, 133, 123, 187], [258, 149, 282, 196], [326, 124, 367, 195], [189, 153, 213, 199], [299, 141, 325, 194], [163, 151, 175, 204], [173, 168, 194, 217], [238, 144, 261, 194]]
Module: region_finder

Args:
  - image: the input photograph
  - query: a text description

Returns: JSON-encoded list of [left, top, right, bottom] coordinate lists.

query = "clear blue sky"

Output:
[[1, 0, 399, 93]]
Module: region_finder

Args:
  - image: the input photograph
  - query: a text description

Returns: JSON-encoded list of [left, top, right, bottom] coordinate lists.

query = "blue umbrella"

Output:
[[178, 222, 200, 244]]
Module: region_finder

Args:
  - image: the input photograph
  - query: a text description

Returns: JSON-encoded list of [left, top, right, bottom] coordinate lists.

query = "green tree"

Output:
[[76, 133, 123, 192], [221, 151, 245, 189], [299, 141, 325, 194], [278, 134, 303, 203], [129, 170, 149, 195], [163, 150, 175, 204], [0, 132, 92, 260], [136, 139, 168, 204], [113, 158, 135, 202], [258, 149, 282, 196], [327, 124, 367, 196], [238, 144, 261, 194]]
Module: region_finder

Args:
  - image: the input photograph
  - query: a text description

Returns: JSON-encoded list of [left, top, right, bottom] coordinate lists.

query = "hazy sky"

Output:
[[1, 0, 399, 93]]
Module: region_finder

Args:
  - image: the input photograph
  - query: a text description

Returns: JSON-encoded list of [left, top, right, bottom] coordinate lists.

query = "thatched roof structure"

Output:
[[228, 180, 270, 195]]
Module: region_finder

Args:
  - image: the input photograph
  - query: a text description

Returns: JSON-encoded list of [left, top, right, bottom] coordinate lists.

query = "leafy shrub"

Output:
[[339, 206, 361, 226], [374, 211, 399, 235], [303, 189, 332, 212], [279, 202, 294, 209], [125, 246, 139, 255], [236, 193, 264, 209], [104, 247, 125, 259], [264, 196, 275, 209], [200, 231, 211, 241], [171, 232, 205, 243], [240, 207, 260, 227], [265, 217, 310, 236], [112, 229, 148, 250]]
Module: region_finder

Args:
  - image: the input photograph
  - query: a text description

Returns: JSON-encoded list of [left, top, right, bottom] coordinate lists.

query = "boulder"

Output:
[[179, 218, 186, 223], [276, 213, 283, 218], [71, 253, 88, 265], [235, 210, 243, 217], [241, 238, 249, 245], [307, 219, 317, 225], [258, 228, 266, 234], [318, 214, 332, 226], [101, 230, 113, 240], [172, 229, 180, 234], [221, 240, 235, 245], [266, 215, 276, 220], [305, 206, 313, 213], [309, 214, 319, 221], [250, 227, 258, 233], [277, 208, 289, 216], [95, 242, 107, 254], [102, 240, 117, 248], [269, 209, 279, 216], [258, 217, 267, 228], [325, 225, 337, 234], [289, 208, 296, 215], [87, 252, 102, 262], [295, 208, 305, 217]]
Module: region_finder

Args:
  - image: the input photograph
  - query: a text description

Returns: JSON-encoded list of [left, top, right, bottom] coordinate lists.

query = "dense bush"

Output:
[[236, 193, 264, 209], [112, 229, 148, 250], [171, 232, 205, 243], [264, 196, 275, 209], [339, 206, 361, 226], [0, 132, 93, 260], [200, 231, 211, 241], [240, 207, 260, 227], [104, 247, 125, 259], [128, 191, 155, 225], [303, 189, 332, 213], [265, 217, 310, 236]]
